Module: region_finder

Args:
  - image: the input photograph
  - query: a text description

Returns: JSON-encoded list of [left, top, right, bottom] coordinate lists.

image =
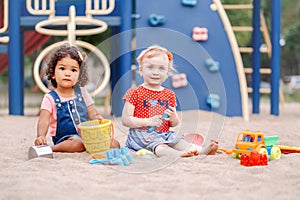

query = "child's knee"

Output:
[[70, 138, 85, 152], [154, 144, 179, 157], [110, 139, 121, 149], [153, 144, 166, 155]]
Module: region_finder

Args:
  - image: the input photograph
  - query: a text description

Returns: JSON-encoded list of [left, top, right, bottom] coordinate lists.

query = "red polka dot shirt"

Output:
[[123, 85, 176, 132]]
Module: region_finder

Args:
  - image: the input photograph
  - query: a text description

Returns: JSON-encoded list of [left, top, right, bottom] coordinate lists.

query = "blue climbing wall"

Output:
[[135, 0, 243, 116]]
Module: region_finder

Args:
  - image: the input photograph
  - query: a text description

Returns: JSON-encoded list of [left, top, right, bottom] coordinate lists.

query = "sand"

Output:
[[0, 102, 300, 200]]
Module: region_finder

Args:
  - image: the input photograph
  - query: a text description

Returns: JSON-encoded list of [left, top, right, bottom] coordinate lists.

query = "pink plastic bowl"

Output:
[[184, 133, 205, 146]]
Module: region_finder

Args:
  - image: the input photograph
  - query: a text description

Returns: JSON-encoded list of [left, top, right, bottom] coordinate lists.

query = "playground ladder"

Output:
[[222, 2, 272, 95], [222, 1, 284, 112], [222, 0, 285, 113]]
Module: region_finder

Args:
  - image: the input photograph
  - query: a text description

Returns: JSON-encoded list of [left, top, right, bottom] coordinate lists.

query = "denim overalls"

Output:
[[49, 87, 88, 145]]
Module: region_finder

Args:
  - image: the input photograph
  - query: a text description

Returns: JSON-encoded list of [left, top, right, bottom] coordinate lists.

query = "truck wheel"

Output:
[[258, 148, 268, 156], [233, 153, 241, 159], [270, 146, 281, 160]]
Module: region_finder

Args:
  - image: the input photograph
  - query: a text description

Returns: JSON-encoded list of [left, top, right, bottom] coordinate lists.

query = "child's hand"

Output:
[[164, 107, 179, 126], [95, 113, 103, 121], [149, 115, 163, 127], [34, 136, 47, 146], [164, 107, 177, 120]]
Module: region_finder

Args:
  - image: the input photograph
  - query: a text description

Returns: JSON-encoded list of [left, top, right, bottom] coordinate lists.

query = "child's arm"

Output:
[[87, 104, 103, 120], [122, 101, 162, 128], [164, 106, 180, 127], [35, 109, 50, 145], [81, 87, 103, 120]]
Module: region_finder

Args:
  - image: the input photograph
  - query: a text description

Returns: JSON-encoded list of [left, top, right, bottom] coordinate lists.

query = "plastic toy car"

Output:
[[219, 130, 281, 160]]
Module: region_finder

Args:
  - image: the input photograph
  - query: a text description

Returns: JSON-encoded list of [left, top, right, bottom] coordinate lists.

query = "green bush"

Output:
[[283, 89, 300, 102]]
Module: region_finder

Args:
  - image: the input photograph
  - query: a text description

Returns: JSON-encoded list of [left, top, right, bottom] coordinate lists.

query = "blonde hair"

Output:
[[137, 45, 176, 73]]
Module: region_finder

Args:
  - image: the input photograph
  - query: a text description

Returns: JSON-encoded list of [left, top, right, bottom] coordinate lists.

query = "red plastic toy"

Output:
[[240, 150, 268, 167]]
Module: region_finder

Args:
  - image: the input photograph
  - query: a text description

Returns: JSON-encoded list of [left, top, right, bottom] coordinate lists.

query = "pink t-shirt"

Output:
[[40, 87, 94, 136]]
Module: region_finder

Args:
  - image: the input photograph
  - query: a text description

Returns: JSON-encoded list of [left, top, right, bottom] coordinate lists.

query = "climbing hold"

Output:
[[206, 94, 220, 110], [192, 26, 208, 41], [171, 73, 188, 88], [148, 14, 166, 27], [204, 58, 220, 72], [181, 0, 197, 7]]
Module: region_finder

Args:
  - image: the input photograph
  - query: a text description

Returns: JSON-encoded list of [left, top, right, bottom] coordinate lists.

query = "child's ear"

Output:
[[167, 68, 171, 75], [138, 67, 143, 76]]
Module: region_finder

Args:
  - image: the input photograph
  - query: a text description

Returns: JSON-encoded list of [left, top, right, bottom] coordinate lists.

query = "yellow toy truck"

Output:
[[219, 130, 282, 160]]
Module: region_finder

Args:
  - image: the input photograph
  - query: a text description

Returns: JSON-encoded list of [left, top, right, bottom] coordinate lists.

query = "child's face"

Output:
[[54, 56, 80, 89], [140, 54, 169, 88]]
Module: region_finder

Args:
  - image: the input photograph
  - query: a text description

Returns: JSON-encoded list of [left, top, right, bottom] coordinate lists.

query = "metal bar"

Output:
[[247, 88, 271, 94], [20, 16, 121, 29], [260, 11, 272, 57], [251, 0, 261, 114], [0, 0, 9, 33], [223, 4, 253, 10], [270, 0, 281, 116], [232, 26, 253, 32], [244, 68, 271, 74], [239, 47, 268, 53], [111, 0, 132, 117], [8, 0, 24, 115]]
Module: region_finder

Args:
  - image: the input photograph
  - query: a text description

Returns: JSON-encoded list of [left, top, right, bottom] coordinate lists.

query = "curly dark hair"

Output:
[[46, 43, 89, 88]]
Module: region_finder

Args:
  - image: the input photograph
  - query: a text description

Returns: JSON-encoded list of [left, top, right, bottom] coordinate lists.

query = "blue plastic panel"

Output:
[[135, 0, 243, 116]]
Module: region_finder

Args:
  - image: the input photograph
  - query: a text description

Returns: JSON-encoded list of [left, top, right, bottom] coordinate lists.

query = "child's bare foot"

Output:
[[201, 140, 219, 155], [181, 149, 199, 157], [181, 144, 201, 157]]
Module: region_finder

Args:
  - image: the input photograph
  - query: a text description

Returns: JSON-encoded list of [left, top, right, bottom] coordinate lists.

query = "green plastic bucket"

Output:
[[264, 136, 279, 146]]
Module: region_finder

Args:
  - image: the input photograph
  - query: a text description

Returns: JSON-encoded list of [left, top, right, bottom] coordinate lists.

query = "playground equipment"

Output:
[[0, 0, 282, 120], [0, 0, 8, 43], [0, 0, 9, 71], [29, 0, 111, 96], [218, 130, 282, 160], [223, 1, 284, 115], [0, 0, 132, 115]]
